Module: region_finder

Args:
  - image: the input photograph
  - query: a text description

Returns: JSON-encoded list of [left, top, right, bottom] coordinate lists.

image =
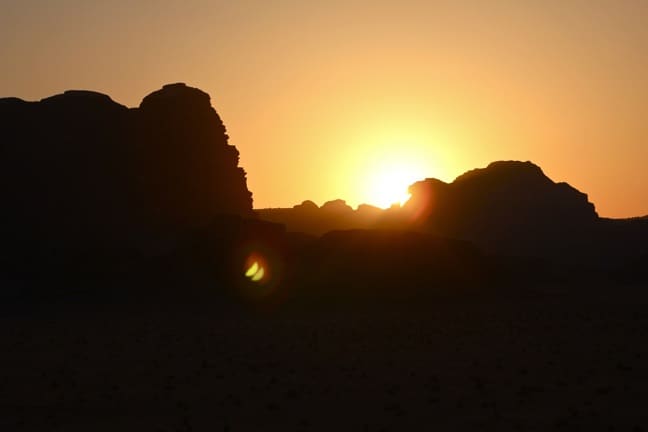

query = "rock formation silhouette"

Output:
[[258, 199, 357, 235], [0, 83, 253, 277], [404, 161, 598, 256], [256, 198, 398, 236], [257, 161, 601, 256], [1, 78, 645, 290], [256, 160, 646, 282]]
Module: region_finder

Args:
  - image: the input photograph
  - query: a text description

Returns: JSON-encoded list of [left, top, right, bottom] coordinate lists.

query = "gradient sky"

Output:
[[2, 0, 647, 217]]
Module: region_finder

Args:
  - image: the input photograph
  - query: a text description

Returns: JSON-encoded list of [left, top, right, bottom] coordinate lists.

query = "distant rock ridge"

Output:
[[258, 161, 603, 257], [0, 83, 253, 271], [257, 199, 366, 236]]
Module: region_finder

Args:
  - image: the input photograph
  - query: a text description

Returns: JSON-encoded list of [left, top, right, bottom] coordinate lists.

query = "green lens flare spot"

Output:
[[244, 261, 265, 282], [251, 267, 265, 282], [245, 262, 259, 277]]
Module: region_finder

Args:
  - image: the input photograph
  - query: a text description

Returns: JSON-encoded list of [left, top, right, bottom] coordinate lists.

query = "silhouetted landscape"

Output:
[[1, 85, 647, 431]]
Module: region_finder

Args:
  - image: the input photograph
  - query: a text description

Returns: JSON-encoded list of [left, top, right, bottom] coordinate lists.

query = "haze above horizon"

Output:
[[2, 1, 647, 217]]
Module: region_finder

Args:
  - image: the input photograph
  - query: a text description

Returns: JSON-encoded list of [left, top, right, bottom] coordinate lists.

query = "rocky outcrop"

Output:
[[256, 199, 395, 236], [0, 83, 252, 275], [293, 200, 319, 212], [134, 83, 252, 229], [403, 161, 598, 255], [256, 161, 599, 254], [320, 199, 353, 214]]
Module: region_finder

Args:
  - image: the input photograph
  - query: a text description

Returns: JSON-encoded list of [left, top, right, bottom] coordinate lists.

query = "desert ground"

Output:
[[1, 281, 647, 432]]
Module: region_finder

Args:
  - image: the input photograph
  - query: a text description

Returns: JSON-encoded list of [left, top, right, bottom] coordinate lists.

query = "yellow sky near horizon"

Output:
[[2, 1, 647, 217]]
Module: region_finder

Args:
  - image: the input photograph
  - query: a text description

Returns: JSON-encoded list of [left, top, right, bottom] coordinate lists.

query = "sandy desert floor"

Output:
[[1, 283, 647, 431]]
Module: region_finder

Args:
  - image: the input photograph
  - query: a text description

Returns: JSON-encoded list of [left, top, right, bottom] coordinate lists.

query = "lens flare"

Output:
[[244, 257, 266, 283], [251, 266, 265, 282], [245, 261, 259, 277], [238, 246, 284, 303]]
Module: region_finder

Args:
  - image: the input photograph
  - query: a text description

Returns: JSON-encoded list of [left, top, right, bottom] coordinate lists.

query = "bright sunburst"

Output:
[[365, 162, 426, 209]]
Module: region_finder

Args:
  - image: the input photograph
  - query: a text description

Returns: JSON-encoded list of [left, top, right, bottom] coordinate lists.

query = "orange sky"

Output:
[[2, 1, 647, 217]]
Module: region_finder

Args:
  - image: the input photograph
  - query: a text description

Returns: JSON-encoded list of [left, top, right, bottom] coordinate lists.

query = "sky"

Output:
[[2, 0, 647, 217]]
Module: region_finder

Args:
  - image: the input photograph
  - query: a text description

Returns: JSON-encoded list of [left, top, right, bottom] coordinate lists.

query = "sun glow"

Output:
[[365, 161, 427, 209]]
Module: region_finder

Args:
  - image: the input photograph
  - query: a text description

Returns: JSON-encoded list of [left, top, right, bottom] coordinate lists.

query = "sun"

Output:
[[365, 163, 426, 209]]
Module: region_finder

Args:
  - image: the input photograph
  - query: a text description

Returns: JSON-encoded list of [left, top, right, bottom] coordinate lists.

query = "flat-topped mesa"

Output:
[[0, 84, 253, 271]]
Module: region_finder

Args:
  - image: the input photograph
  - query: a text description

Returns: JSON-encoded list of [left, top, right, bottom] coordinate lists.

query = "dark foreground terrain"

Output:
[[2, 282, 647, 431], [2, 85, 647, 430]]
